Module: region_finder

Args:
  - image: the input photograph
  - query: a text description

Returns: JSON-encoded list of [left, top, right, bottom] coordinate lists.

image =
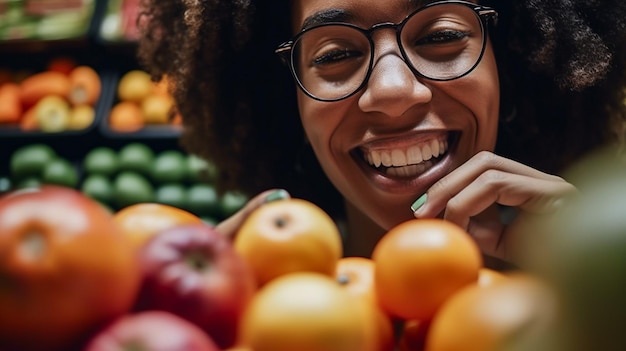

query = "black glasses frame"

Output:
[[275, 0, 498, 102]]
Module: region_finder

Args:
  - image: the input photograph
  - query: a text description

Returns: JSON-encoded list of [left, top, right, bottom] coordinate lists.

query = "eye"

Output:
[[415, 29, 470, 45], [312, 48, 364, 65]]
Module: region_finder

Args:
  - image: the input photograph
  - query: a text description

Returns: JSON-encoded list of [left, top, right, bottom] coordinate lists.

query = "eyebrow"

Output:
[[301, 8, 355, 30]]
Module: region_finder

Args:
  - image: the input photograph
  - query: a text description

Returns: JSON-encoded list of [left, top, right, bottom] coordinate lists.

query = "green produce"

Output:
[[118, 142, 155, 176], [186, 183, 220, 217], [113, 171, 155, 209], [152, 150, 187, 184], [219, 190, 248, 218], [155, 183, 187, 210], [81, 174, 114, 204], [42, 158, 78, 188], [10, 143, 57, 178], [186, 154, 219, 183], [83, 147, 119, 176]]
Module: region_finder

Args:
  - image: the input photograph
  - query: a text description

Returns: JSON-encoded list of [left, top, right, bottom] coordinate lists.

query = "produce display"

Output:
[[0, 0, 96, 41], [4, 141, 243, 224], [0, 57, 102, 133], [0, 172, 624, 350]]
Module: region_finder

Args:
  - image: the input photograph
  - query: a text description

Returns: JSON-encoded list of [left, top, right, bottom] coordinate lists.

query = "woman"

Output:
[[136, 0, 626, 264]]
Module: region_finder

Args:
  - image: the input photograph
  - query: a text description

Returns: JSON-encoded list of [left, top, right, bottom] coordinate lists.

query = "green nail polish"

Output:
[[264, 189, 289, 203], [410, 194, 427, 212]]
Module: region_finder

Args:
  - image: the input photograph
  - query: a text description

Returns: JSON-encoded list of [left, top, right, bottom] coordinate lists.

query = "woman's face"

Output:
[[291, 0, 500, 230]]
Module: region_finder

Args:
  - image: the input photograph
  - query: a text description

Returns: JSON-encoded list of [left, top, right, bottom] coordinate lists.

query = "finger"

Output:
[[413, 151, 568, 218], [215, 189, 291, 239], [443, 170, 576, 229]]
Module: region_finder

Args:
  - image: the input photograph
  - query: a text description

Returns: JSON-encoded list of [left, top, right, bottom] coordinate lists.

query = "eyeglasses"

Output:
[[276, 0, 498, 102]]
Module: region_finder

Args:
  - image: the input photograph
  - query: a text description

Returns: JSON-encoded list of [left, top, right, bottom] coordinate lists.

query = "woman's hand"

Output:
[[412, 151, 577, 263], [215, 189, 290, 239]]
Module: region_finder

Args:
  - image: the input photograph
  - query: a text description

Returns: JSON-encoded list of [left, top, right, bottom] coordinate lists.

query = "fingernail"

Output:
[[264, 189, 290, 203], [410, 193, 427, 213]]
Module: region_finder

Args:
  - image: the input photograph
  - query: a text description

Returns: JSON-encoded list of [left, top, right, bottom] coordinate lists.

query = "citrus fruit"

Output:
[[67, 104, 95, 130], [117, 142, 155, 176], [83, 146, 119, 177], [234, 198, 342, 286], [478, 267, 508, 287], [336, 257, 395, 351], [238, 272, 377, 351], [41, 158, 79, 188], [425, 273, 556, 351], [112, 202, 203, 250], [81, 173, 114, 204], [186, 183, 220, 217], [108, 101, 144, 132], [155, 183, 187, 209], [112, 171, 155, 208], [117, 70, 153, 102], [10, 143, 57, 178], [151, 150, 187, 183], [372, 218, 482, 321], [0, 186, 140, 351], [220, 190, 249, 218]]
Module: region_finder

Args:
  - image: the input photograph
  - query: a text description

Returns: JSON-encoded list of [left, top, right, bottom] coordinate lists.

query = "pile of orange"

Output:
[[228, 199, 556, 351], [108, 70, 181, 132]]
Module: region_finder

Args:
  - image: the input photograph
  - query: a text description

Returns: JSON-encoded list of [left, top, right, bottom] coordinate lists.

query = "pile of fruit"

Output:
[[107, 69, 180, 132], [0, 184, 574, 351], [5, 142, 247, 223], [0, 57, 101, 132]]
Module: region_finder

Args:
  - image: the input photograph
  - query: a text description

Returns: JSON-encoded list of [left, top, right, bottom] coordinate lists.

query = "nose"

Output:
[[358, 49, 432, 117]]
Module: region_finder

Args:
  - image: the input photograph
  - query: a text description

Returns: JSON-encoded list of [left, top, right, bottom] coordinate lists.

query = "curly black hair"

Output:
[[136, 0, 626, 217]]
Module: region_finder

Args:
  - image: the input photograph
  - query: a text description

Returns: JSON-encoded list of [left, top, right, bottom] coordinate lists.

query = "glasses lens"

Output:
[[291, 25, 370, 100], [401, 3, 485, 80]]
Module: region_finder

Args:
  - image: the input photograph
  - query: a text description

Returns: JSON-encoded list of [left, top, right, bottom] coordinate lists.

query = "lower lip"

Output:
[[354, 139, 457, 195]]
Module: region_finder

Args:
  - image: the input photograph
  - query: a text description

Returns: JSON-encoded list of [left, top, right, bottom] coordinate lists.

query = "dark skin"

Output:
[[137, 0, 626, 265]]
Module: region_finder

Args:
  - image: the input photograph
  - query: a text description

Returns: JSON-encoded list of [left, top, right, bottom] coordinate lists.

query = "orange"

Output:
[[425, 273, 556, 351], [234, 198, 342, 286], [108, 101, 144, 132], [336, 257, 395, 351], [478, 267, 508, 287], [372, 219, 482, 321], [113, 203, 203, 250], [238, 272, 377, 351]]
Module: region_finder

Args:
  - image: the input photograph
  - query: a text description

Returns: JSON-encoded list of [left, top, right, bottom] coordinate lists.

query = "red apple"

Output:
[[134, 223, 257, 349], [84, 311, 219, 351]]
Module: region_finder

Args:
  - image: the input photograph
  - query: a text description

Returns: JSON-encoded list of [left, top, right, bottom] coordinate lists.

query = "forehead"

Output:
[[291, 0, 471, 31]]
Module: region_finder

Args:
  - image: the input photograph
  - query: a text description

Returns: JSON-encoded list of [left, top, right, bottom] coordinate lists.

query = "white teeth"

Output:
[[391, 149, 407, 166], [430, 139, 440, 157], [362, 136, 448, 169], [421, 143, 432, 161], [407, 145, 423, 164]]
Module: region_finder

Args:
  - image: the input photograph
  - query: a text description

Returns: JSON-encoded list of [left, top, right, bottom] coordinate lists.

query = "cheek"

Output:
[[463, 45, 500, 151]]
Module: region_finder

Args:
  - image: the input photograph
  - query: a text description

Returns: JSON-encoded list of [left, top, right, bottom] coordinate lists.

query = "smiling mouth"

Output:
[[359, 133, 452, 178]]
